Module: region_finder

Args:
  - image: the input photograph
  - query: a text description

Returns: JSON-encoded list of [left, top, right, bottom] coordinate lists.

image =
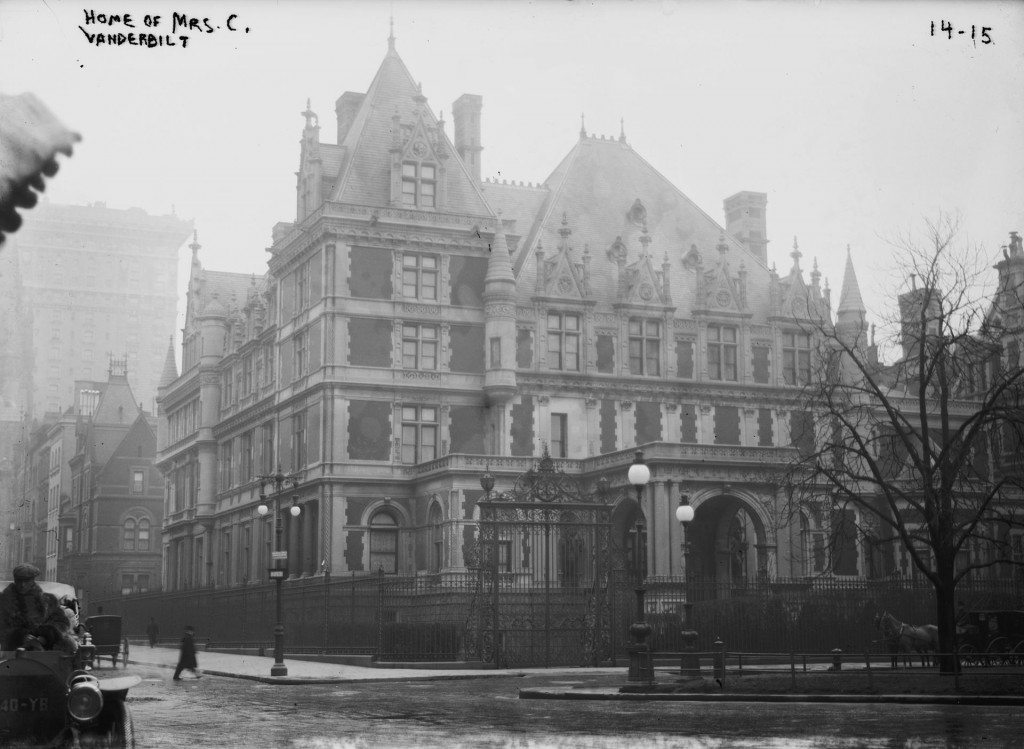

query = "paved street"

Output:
[[110, 651, 1022, 748]]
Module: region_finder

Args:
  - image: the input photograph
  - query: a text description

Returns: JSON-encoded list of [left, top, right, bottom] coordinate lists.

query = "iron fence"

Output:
[[92, 573, 1024, 665]]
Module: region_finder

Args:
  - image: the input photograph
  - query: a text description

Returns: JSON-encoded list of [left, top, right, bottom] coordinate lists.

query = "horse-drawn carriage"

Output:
[[85, 614, 130, 669], [957, 609, 1024, 666]]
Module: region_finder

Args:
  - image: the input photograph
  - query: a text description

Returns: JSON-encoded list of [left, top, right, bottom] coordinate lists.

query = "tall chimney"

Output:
[[452, 93, 483, 182], [335, 91, 365, 144], [723, 191, 768, 263]]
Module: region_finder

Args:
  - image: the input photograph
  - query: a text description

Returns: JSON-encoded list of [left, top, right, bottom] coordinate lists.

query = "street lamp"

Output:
[[257, 465, 301, 677], [676, 492, 699, 679], [625, 450, 654, 685]]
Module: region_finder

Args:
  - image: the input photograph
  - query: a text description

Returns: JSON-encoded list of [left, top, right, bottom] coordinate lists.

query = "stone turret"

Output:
[[836, 246, 867, 349], [483, 213, 517, 408]]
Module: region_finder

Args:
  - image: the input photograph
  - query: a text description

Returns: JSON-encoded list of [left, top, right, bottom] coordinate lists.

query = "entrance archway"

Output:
[[688, 494, 768, 592], [610, 498, 646, 583]]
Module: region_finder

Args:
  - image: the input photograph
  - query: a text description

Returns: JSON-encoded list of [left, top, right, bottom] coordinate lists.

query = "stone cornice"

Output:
[[517, 372, 814, 406]]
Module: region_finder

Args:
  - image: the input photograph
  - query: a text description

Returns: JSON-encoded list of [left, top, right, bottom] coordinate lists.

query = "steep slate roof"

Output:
[[203, 270, 256, 314], [97, 413, 156, 487], [479, 180, 549, 245], [496, 134, 773, 318], [328, 40, 492, 217]]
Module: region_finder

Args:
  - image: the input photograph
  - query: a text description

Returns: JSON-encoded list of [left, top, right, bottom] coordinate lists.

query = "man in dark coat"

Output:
[[146, 617, 159, 647], [0, 563, 74, 652], [172, 625, 200, 680]]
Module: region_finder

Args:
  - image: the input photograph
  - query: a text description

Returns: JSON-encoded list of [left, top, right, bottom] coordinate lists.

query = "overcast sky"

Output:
[[2, 0, 1022, 354]]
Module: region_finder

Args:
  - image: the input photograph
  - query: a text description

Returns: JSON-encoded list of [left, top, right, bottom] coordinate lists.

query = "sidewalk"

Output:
[[123, 645, 623, 685]]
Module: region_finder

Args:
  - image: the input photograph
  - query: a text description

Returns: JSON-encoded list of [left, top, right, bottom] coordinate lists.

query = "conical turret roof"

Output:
[[838, 246, 866, 315], [159, 336, 178, 387]]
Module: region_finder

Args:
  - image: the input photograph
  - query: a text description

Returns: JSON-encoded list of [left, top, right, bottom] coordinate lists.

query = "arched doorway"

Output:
[[688, 494, 767, 593]]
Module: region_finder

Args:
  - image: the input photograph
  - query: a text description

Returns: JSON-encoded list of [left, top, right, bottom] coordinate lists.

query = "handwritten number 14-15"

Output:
[[931, 21, 993, 45]]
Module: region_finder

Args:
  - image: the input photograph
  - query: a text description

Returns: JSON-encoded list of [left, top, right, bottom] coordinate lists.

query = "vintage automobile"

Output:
[[0, 581, 138, 747]]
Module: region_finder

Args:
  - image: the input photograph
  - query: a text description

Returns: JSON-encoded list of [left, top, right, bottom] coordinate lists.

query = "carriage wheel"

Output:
[[986, 637, 1011, 666], [958, 643, 978, 668], [122, 637, 130, 667], [1011, 641, 1024, 667]]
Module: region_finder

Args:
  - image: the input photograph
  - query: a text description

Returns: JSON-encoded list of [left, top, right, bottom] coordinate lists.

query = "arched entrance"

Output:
[[688, 494, 768, 593]]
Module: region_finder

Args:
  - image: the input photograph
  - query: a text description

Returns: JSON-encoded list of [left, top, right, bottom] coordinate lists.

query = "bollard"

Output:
[[831, 647, 843, 671], [713, 638, 725, 683], [678, 627, 700, 679]]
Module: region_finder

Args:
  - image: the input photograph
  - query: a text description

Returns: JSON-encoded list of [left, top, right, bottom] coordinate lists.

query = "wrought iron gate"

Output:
[[467, 453, 623, 668]]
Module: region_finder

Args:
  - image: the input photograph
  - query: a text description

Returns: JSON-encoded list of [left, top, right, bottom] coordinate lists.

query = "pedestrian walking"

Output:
[[146, 617, 159, 647], [172, 625, 201, 680]]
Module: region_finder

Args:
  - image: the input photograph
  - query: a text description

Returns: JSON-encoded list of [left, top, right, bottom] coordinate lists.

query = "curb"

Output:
[[127, 659, 529, 686], [518, 689, 1024, 706]]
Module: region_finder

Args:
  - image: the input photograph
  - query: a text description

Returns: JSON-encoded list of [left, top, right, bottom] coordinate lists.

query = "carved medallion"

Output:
[[558, 275, 573, 294], [716, 290, 731, 308], [639, 283, 654, 301], [411, 140, 428, 157]]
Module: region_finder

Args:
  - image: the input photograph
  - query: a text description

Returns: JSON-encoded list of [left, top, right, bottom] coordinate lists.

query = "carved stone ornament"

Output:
[[716, 290, 731, 308], [411, 140, 428, 158], [639, 283, 654, 301], [558, 275, 574, 294]]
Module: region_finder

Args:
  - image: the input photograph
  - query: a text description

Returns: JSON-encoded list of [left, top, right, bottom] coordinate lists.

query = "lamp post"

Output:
[[676, 492, 699, 679], [257, 466, 301, 677], [625, 450, 653, 684]]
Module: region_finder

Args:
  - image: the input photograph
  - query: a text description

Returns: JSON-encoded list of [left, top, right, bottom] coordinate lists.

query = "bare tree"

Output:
[[787, 215, 1024, 673]]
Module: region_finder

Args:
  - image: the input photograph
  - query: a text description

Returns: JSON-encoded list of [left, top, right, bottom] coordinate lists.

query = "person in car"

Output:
[[0, 563, 76, 652]]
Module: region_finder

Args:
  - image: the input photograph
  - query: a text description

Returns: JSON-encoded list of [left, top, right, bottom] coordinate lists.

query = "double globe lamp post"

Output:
[[257, 467, 301, 677]]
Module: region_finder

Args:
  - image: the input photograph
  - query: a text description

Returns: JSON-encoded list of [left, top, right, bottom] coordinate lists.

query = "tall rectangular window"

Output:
[[783, 331, 812, 386], [131, 469, 145, 494], [296, 260, 310, 312], [402, 324, 438, 370], [707, 324, 738, 381], [293, 330, 308, 378], [221, 441, 233, 489], [628, 318, 661, 376], [547, 313, 580, 371], [550, 413, 568, 458], [240, 431, 253, 482], [291, 412, 306, 469], [401, 162, 436, 208], [262, 423, 275, 473], [401, 405, 438, 464], [242, 355, 253, 396], [402, 254, 438, 300], [490, 337, 501, 369]]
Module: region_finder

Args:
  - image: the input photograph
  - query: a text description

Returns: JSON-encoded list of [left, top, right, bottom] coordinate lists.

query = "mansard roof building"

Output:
[[154, 34, 1017, 595]]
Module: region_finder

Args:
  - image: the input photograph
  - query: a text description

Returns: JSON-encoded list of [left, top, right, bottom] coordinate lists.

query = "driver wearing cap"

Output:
[[0, 563, 74, 652]]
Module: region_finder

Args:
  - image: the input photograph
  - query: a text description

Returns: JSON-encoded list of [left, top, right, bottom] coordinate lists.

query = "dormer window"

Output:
[[401, 162, 436, 208]]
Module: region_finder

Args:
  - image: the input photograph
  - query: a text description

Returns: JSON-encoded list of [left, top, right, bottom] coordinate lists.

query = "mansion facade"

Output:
[[154, 33, 1017, 596]]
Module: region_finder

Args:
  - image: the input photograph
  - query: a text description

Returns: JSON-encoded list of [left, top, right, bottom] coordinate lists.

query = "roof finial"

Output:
[[388, 15, 395, 52], [302, 98, 316, 129], [790, 236, 802, 269], [619, 117, 627, 143], [579, 113, 586, 139], [189, 230, 201, 259]]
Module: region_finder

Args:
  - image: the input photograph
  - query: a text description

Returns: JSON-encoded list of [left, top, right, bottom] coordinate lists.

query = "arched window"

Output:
[[138, 518, 151, 551], [369, 510, 398, 573], [428, 504, 443, 573], [123, 518, 136, 551]]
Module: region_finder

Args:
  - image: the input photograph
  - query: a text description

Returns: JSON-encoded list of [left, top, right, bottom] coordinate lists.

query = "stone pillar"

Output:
[[652, 480, 671, 577], [698, 405, 713, 444], [302, 501, 317, 576], [287, 512, 301, 579]]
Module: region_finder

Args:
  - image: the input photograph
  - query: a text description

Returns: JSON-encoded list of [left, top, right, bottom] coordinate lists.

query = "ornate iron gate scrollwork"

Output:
[[467, 452, 618, 668]]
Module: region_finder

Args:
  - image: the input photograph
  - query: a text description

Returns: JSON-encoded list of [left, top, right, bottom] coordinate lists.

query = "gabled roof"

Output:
[[92, 374, 139, 426], [158, 337, 178, 388], [328, 42, 492, 217], [97, 413, 156, 485], [503, 134, 770, 316]]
